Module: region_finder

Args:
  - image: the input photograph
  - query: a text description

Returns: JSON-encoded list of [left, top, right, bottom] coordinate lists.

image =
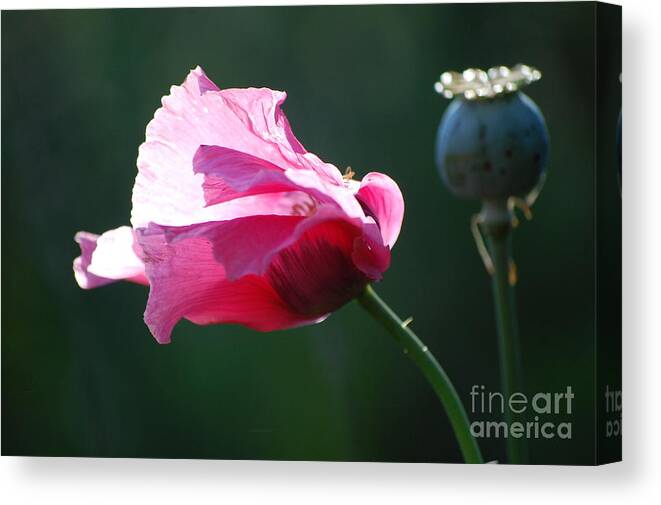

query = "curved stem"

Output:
[[357, 285, 484, 464], [485, 229, 528, 464]]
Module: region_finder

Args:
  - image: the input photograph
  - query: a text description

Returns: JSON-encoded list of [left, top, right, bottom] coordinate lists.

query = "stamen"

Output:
[[343, 166, 356, 181], [508, 259, 518, 286]]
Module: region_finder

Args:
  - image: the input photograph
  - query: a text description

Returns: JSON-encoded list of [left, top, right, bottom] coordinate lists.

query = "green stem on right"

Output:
[[485, 225, 528, 464]]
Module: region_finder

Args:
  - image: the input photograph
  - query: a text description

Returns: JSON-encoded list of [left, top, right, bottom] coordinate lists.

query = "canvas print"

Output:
[[2, 2, 621, 465]]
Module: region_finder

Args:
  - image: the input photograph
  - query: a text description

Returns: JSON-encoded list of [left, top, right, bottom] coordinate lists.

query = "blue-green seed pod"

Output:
[[433, 65, 549, 201]]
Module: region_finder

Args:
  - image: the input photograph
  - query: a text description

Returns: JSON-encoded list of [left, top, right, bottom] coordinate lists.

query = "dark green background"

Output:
[[2, 2, 621, 464]]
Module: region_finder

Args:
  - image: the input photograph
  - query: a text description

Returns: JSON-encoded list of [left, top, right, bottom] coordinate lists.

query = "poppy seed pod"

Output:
[[434, 65, 549, 202]]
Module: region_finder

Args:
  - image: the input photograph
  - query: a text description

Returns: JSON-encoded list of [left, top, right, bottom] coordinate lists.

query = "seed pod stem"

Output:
[[483, 212, 528, 464]]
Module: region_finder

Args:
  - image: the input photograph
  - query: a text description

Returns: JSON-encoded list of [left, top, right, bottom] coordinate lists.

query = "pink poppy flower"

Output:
[[74, 67, 404, 344]]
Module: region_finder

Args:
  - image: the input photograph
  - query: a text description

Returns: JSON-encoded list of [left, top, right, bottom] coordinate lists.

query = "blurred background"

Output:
[[2, 3, 621, 464]]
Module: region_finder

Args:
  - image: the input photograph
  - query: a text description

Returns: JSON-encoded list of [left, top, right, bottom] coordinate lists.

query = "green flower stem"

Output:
[[484, 225, 528, 464], [357, 285, 484, 464]]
